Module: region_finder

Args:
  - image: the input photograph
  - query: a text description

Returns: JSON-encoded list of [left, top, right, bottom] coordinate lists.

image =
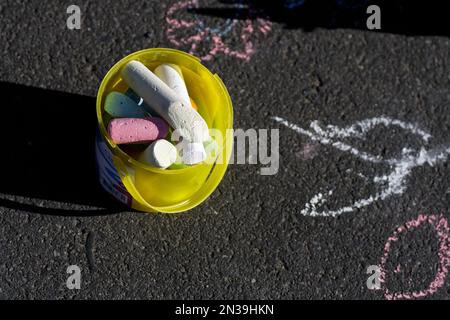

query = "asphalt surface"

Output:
[[0, 0, 449, 299]]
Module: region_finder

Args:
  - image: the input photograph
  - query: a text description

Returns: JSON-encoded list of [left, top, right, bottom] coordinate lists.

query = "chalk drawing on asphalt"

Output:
[[378, 214, 450, 300], [165, 0, 272, 61], [273, 116, 450, 217]]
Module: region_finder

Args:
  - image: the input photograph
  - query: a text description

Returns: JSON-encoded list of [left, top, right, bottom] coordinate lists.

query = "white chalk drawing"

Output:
[[272, 116, 450, 217]]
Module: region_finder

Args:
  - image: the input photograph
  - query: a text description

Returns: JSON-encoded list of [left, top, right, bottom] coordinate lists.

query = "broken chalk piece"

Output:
[[107, 117, 169, 144], [139, 139, 177, 169], [105, 91, 149, 118], [154, 64, 192, 109], [121, 60, 210, 143], [177, 141, 207, 165]]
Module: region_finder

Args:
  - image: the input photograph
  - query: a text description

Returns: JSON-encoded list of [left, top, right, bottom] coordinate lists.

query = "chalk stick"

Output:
[[121, 60, 210, 143], [169, 137, 218, 169], [139, 139, 177, 169], [154, 64, 192, 109], [107, 117, 169, 144], [104, 91, 149, 118]]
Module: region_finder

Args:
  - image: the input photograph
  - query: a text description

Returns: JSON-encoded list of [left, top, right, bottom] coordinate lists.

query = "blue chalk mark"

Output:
[[189, 0, 244, 44], [283, 0, 306, 10], [282, 0, 368, 10]]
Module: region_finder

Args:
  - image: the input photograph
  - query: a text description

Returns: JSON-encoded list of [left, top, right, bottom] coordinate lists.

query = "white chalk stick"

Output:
[[139, 139, 177, 169], [154, 64, 192, 109], [121, 60, 209, 143], [177, 141, 207, 165]]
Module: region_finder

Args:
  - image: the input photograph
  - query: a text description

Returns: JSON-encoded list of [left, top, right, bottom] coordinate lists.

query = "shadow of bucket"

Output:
[[96, 48, 234, 213]]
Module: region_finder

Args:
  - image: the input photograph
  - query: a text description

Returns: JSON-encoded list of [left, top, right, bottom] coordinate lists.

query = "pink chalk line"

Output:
[[165, 0, 272, 61], [379, 214, 450, 300]]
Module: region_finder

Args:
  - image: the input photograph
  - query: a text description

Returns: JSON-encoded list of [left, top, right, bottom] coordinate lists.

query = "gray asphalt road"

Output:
[[0, 0, 449, 299]]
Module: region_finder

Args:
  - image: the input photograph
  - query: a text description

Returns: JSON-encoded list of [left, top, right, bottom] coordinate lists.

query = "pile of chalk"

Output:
[[104, 60, 214, 169]]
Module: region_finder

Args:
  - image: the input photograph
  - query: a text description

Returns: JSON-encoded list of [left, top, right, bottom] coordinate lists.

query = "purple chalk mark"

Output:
[[379, 214, 450, 300], [295, 142, 320, 160], [165, 0, 272, 61]]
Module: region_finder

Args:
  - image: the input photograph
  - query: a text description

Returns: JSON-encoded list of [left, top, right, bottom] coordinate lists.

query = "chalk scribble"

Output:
[[165, 0, 272, 61], [284, 0, 368, 10], [273, 116, 450, 217], [284, 0, 306, 10], [379, 214, 450, 300]]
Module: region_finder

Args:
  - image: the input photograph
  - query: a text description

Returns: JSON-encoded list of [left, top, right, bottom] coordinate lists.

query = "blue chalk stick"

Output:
[[105, 91, 149, 118]]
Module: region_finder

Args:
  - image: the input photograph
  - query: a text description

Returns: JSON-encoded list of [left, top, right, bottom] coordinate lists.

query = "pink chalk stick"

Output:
[[107, 117, 169, 144]]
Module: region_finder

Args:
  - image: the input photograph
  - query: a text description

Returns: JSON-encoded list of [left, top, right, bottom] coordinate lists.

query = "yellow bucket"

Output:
[[95, 48, 233, 213]]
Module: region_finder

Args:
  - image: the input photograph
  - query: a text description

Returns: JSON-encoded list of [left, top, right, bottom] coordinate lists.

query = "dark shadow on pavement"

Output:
[[189, 0, 449, 36], [0, 81, 125, 216]]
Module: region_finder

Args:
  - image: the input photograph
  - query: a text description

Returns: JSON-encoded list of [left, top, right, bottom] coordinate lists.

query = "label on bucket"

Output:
[[95, 131, 132, 207]]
